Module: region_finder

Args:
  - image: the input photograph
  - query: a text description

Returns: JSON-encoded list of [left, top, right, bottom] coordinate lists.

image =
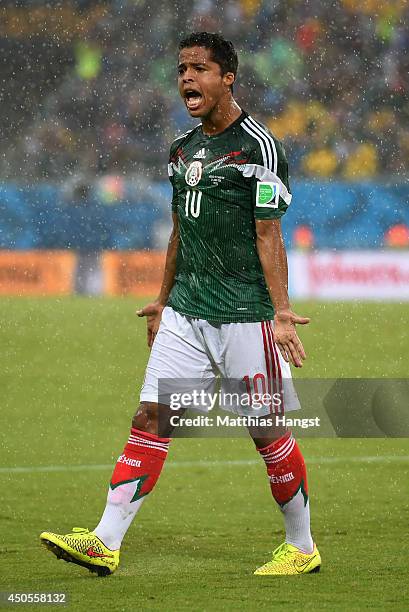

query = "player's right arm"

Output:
[[137, 212, 179, 347]]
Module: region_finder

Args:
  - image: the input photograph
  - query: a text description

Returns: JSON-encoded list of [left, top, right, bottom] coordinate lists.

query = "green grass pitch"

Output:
[[1, 298, 408, 611]]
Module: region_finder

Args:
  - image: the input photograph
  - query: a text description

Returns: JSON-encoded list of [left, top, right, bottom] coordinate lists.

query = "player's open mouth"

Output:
[[184, 90, 203, 111]]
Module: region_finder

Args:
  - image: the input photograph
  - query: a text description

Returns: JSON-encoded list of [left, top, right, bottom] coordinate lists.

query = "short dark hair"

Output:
[[178, 32, 238, 79]]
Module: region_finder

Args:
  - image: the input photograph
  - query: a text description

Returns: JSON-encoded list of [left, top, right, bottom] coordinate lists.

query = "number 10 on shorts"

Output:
[[243, 373, 283, 413]]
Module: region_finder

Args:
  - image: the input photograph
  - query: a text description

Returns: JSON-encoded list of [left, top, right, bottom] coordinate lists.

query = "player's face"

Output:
[[178, 46, 234, 118]]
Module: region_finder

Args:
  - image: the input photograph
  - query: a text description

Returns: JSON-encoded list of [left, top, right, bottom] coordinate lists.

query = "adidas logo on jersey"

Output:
[[193, 148, 206, 159]]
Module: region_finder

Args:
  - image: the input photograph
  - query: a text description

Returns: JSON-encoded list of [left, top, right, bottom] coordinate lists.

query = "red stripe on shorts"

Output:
[[261, 321, 273, 413], [266, 320, 284, 414]]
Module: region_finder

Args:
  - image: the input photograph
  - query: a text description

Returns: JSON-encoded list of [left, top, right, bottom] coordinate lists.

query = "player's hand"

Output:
[[273, 309, 310, 368], [136, 301, 165, 348]]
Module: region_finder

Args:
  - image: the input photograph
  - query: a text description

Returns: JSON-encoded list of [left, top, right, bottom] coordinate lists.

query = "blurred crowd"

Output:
[[1, 0, 408, 182]]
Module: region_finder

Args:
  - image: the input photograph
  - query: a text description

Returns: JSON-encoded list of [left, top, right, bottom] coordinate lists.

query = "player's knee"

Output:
[[132, 402, 159, 434], [249, 425, 288, 449]]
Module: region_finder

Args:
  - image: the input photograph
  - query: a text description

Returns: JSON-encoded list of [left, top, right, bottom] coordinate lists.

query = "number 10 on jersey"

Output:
[[185, 189, 202, 218]]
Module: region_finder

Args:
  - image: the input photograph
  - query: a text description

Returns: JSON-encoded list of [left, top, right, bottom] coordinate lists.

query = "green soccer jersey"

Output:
[[166, 110, 292, 323]]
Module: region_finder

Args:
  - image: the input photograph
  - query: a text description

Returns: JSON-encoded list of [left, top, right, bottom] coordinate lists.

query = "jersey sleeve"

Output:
[[247, 136, 292, 220], [168, 141, 179, 213]]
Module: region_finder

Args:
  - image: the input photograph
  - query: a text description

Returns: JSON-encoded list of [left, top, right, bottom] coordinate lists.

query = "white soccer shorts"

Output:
[[140, 306, 300, 416]]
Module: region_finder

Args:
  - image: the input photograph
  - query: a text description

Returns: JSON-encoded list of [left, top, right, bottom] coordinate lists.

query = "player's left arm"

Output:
[[256, 219, 309, 368], [251, 135, 309, 367]]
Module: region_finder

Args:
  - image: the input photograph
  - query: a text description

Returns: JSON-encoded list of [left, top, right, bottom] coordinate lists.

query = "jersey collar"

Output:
[[200, 110, 248, 139]]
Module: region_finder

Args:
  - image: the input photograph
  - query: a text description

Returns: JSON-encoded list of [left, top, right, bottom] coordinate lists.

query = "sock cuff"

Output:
[[258, 432, 296, 464], [257, 430, 291, 454], [129, 428, 171, 448]]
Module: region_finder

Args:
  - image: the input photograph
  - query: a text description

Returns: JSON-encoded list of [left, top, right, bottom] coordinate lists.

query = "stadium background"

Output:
[[1, 1, 408, 610], [1, 0, 409, 298]]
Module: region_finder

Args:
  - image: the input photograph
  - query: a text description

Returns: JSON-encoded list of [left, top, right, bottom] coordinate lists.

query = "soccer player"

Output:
[[40, 32, 321, 576]]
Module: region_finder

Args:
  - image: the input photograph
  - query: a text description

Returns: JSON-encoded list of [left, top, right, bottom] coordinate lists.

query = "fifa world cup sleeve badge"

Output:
[[256, 181, 280, 208]]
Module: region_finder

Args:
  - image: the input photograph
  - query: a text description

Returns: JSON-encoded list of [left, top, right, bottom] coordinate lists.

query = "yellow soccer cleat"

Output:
[[40, 527, 119, 577], [254, 542, 321, 576]]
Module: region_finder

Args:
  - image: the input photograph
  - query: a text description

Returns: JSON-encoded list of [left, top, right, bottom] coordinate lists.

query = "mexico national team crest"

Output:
[[185, 161, 203, 187]]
